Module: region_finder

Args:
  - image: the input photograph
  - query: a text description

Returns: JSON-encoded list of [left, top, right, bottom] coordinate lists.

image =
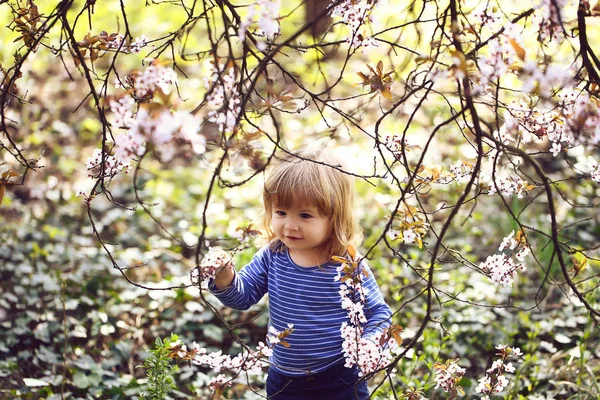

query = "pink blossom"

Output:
[[238, 0, 281, 48], [329, 0, 377, 49], [192, 247, 232, 287], [534, 0, 571, 42], [434, 359, 466, 393], [499, 231, 517, 252], [403, 228, 417, 245], [85, 148, 131, 179], [205, 62, 241, 133], [480, 254, 526, 287], [337, 260, 401, 375]]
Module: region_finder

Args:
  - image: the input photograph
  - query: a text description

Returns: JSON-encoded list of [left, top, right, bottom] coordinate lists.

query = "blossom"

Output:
[[403, 228, 417, 244], [520, 62, 572, 97], [550, 140, 562, 157], [111, 106, 203, 163], [205, 62, 241, 133], [129, 35, 148, 53], [109, 96, 136, 129], [479, 254, 525, 287], [475, 345, 522, 397], [104, 34, 148, 54], [534, 0, 571, 42], [177, 111, 206, 154], [480, 170, 533, 199], [480, 230, 530, 287], [329, 0, 377, 49], [433, 359, 466, 393], [336, 254, 401, 375], [472, 7, 503, 31], [238, 0, 281, 50], [192, 247, 232, 287], [208, 374, 231, 393], [498, 231, 516, 252], [85, 148, 130, 179], [386, 229, 401, 241], [383, 134, 421, 159], [116, 63, 178, 99]]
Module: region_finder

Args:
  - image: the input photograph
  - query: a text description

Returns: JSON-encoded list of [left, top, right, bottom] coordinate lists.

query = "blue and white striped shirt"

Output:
[[210, 246, 392, 376]]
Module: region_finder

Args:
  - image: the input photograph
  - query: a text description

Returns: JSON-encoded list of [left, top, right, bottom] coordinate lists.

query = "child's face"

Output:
[[271, 201, 333, 264]]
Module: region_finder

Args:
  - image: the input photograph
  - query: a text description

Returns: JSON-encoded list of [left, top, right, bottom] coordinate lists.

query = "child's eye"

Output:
[[274, 210, 286, 216], [299, 213, 312, 219]]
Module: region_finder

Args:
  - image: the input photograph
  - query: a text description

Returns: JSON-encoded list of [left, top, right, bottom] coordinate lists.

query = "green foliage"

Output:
[[139, 335, 179, 400], [1, 0, 600, 398]]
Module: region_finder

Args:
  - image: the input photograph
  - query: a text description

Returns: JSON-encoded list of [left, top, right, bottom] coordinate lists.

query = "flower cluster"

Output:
[[474, 24, 529, 95], [103, 33, 148, 54], [165, 325, 294, 394], [167, 339, 273, 393], [475, 344, 522, 398], [340, 324, 401, 376], [479, 230, 530, 287], [499, 100, 563, 144], [520, 62, 572, 98], [433, 358, 466, 396], [109, 96, 136, 129], [493, 86, 599, 162], [85, 148, 130, 179], [115, 62, 178, 100], [111, 107, 204, 162], [191, 247, 233, 287], [266, 324, 294, 348], [472, 7, 503, 31], [329, 0, 378, 49], [383, 134, 421, 159], [335, 246, 401, 375], [410, 161, 475, 186], [386, 204, 429, 248], [534, 0, 570, 42], [558, 88, 600, 147], [205, 61, 241, 133], [479, 166, 535, 198], [107, 63, 205, 162], [238, 0, 281, 50]]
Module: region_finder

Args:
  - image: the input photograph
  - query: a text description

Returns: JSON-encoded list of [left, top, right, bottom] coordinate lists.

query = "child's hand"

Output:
[[194, 247, 235, 290], [199, 247, 233, 282]]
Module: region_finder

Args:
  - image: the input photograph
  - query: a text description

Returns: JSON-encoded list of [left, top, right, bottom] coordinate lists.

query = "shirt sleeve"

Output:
[[359, 261, 392, 340], [208, 246, 270, 311]]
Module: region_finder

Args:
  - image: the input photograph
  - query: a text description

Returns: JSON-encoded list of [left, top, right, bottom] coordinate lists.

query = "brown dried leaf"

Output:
[[357, 71, 369, 83], [381, 86, 393, 100], [347, 244, 356, 259], [508, 37, 526, 61], [331, 256, 347, 263]]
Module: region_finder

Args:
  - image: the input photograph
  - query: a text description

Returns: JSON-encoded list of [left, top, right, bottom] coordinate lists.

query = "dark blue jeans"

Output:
[[266, 363, 369, 399]]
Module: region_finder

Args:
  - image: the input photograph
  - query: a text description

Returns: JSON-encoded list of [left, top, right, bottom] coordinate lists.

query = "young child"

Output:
[[210, 150, 392, 399]]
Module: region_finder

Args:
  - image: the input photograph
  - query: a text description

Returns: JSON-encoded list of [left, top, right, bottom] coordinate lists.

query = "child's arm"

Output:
[[360, 262, 393, 340], [208, 247, 270, 311]]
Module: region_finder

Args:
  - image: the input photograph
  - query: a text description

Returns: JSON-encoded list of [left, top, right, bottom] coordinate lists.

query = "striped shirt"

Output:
[[210, 246, 392, 377]]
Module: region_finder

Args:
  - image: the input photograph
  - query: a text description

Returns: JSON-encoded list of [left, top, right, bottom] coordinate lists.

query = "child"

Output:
[[210, 150, 392, 399]]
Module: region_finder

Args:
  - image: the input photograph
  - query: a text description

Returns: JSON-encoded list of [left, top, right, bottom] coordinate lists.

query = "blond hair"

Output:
[[262, 150, 362, 257]]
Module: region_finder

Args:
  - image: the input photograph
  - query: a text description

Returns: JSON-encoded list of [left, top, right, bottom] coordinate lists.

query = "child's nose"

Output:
[[285, 219, 299, 231]]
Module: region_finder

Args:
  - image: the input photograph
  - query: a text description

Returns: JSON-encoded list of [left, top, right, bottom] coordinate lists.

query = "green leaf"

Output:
[[72, 371, 91, 388]]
